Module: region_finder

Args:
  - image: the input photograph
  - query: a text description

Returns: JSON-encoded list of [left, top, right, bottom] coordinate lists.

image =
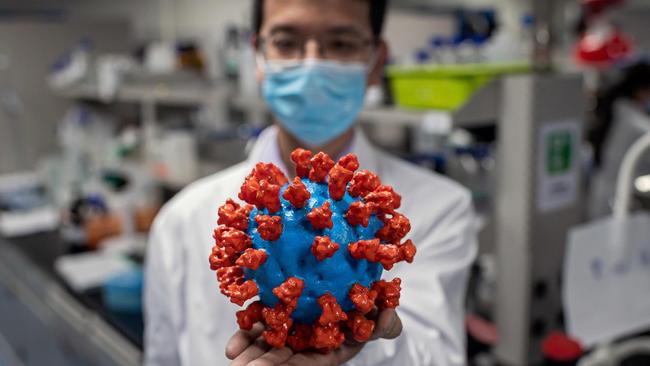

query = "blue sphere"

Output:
[[246, 178, 383, 324]]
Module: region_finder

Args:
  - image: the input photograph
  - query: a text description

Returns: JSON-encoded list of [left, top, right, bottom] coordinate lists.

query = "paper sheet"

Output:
[[564, 213, 650, 346], [55, 252, 132, 292]]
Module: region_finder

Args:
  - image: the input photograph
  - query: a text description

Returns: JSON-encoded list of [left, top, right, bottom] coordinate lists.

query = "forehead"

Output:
[[261, 0, 371, 35]]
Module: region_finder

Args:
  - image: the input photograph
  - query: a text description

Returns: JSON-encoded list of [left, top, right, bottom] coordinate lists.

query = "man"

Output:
[[144, 0, 477, 365], [588, 61, 650, 219]]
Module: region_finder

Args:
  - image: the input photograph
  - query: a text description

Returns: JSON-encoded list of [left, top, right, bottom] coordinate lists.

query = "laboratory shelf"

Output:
[[52, 81, 228, 106], [52, 76, 500, 129]]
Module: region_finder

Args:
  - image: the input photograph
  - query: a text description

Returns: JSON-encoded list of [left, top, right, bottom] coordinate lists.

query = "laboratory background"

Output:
[[0, 0, 649, 365]]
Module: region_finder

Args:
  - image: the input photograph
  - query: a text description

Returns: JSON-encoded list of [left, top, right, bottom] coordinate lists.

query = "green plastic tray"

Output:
[[387, 62, 531, 110]]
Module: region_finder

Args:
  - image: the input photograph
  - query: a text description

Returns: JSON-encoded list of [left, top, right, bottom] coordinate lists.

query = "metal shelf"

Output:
[[54, 77, 500, 129], [52, 82, 228, 106]]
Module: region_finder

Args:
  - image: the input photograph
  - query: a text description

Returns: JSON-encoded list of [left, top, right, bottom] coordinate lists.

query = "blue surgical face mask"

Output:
[[262, 59, 368, 147]]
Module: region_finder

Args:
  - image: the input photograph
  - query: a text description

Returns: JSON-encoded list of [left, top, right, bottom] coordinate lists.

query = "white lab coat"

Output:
[[589, 100, 650, 219], [144, 125, 477, 366]]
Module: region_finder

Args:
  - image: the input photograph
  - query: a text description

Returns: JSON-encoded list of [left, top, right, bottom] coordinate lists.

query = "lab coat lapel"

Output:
[[350, 127, 380, 173], [244, 125, 380, 174], [246, 127, 280, 166]]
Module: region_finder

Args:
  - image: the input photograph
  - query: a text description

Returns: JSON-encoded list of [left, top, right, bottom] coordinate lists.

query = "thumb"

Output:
[[372, 309, 402, 340]]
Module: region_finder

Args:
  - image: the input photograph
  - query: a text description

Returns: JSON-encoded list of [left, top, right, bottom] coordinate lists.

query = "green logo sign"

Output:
[[547, 131, 572, 175]]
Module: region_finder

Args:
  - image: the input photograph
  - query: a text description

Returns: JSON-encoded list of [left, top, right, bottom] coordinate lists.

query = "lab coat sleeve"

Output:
[[346, 190, 478, 366], [144, 207, 186, 366]]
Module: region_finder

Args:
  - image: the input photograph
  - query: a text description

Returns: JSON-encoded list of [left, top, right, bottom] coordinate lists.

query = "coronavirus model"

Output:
[[209, 148, 416, 353]]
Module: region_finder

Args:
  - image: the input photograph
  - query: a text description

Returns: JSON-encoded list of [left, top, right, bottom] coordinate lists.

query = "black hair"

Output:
[[252, 0, 389, 39], [590, 61, 650, 167]]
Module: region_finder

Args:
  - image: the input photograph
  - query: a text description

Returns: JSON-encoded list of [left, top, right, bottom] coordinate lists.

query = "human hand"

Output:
[[226, 308, 402, 366]]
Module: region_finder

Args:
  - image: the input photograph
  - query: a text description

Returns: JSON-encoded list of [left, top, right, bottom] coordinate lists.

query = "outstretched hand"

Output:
[[226, 309, 402, 366]]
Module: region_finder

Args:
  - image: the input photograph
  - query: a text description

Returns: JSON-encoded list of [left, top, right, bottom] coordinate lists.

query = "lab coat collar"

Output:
[[246, 125, 379, 174]]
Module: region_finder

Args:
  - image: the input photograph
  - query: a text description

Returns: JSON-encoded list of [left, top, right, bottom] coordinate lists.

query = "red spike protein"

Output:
[[209, 149, 416, 353]]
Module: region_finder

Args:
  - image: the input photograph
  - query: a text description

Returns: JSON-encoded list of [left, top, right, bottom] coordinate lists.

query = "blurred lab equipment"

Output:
[[177, 42, 206, 74], [482, 14, 535, 63], [0, 173, 59, 237], [97, 54, 137, 101], [147, 129, 200, 188], [220, 25, 242, 80], [144, 41, 176, 74], [238, 30, 258, 101], [48, 39, 91, 89]]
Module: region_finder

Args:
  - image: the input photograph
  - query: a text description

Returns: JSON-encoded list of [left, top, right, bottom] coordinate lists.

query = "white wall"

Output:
[[0, 21, 130, 174], [398, 0, 531, 34], [383, 10, 454, 64], [67, 0, 252, 42]]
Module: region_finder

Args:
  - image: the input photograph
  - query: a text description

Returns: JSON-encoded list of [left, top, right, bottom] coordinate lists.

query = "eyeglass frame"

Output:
[[255, 33, 380, 63]]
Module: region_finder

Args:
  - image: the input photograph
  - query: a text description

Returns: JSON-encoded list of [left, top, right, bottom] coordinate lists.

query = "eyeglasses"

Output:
[[258, 34, 376, 62]]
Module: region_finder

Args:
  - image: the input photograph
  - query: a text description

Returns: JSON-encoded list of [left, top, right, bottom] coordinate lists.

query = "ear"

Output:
[[251, 34, 265, 83], [367, 39, 388, 87], [256, 60, 265, 84]]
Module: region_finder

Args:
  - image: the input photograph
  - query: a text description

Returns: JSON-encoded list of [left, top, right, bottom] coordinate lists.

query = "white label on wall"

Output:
[[537, 120, 581, 213]]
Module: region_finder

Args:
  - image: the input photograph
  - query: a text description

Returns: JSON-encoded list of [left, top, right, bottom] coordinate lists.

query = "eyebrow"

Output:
[[269, 25, 299, 35], [268, 24, 367, 38], [326, 25, 364, 37]]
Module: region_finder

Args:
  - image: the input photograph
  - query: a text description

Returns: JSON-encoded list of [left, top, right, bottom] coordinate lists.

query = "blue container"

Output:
[[103, 267, 143, 314]]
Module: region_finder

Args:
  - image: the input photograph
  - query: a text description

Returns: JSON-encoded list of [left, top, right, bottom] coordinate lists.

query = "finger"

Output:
[[248, 347, 294, 366], [281, 352, 329, 366], [281, 343, 364, 366], [331, 342, 365, 364], [372, 309, 402, 340], [230, 338, 271, 366], [226, 323, 265, 360]]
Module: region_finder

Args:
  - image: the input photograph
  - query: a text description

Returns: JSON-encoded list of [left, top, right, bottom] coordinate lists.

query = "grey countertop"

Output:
[[0, 233, 142, 366]]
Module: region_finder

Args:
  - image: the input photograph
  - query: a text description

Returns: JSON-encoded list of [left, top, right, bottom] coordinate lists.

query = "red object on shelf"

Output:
[[542, 331, 583, 362], [575, 26, 632, 67]]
